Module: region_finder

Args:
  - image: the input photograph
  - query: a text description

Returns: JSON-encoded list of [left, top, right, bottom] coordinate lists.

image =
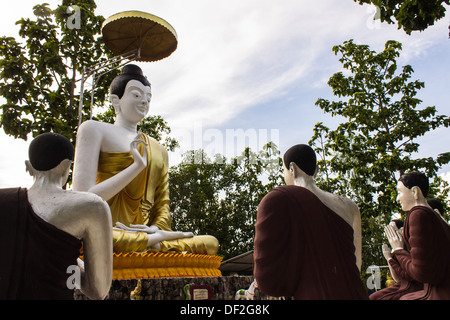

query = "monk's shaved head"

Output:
[[283, 144, 317, 176], [28, 133, 74, 171]]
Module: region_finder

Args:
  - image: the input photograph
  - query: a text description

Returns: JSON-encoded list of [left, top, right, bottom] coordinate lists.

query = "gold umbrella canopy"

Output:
[[102, 11, 178, 62]]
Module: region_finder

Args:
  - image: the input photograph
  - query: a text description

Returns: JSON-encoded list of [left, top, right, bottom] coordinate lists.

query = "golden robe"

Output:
[[96, 134, 218, 255]]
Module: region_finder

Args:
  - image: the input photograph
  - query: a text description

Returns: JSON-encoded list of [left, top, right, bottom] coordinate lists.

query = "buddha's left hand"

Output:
[[114, 222, 160, 234]]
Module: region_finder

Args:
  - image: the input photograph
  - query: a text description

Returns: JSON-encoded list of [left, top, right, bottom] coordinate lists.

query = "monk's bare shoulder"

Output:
[[319, 190, 360, 225], [62, 190, 110, 217], [337, 194, 360, 216], [56, 191, 112, 235]]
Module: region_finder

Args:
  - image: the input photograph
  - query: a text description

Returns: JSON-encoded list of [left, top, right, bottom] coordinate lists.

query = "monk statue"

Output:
[[378, 171, 450, 300], [0, 133, 112, 300], [72, 64, 219, 255], [253, 144, 368, 300], [370, 218, 423, 300], [427, 198, 449, 225]]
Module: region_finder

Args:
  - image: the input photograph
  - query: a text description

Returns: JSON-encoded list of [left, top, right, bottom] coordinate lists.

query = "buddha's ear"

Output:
[[110, 94, 121, 114]]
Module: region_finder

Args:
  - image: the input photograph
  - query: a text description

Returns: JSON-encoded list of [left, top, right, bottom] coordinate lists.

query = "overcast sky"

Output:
[[0, 0, 449, 188]]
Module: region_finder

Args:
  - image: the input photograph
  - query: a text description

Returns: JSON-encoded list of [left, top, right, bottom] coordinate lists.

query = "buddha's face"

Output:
[[115, 79, 152, 124], [396, 181, 416, 212]]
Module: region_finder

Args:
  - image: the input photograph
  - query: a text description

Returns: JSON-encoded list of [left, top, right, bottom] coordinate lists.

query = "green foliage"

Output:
[[0, 1, 114, 142], [428, 175, 450, 221], [0, 1, 175, 148], [168, 143, 284, 260], [309, 39, 450, 273], [354, 0, 450, 35]]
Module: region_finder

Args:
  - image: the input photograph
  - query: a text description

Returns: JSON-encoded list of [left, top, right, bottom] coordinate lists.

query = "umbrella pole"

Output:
[[77, 49, 141, 126]]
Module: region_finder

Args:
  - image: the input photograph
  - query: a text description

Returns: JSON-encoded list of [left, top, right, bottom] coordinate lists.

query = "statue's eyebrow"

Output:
[[126, 85, 152, 95]]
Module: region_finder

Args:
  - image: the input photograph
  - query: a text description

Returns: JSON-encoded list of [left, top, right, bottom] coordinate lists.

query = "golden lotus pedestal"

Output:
[[74, 253, 269, 300], [113, 252, 223, 280]]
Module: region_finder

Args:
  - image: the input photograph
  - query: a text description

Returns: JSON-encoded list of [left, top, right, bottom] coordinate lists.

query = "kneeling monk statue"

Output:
[[0, 133, 112, 300], [253, 144, 368, 300], [72, 64, 218, 255]]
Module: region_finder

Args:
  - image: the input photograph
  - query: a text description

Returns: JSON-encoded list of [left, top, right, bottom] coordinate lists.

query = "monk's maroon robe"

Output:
[[369, 259, 423, 300], [370, 216, 423, 300], [393, 205, 450, 300], [254, 185, 368, 300], [0, 188, 82, 300]]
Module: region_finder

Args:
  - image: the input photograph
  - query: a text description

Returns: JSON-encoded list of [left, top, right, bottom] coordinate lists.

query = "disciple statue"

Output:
[[0, 133, 112, 300], [253, 144, 368, 300], [72, 64, 218, 255], [369, 218, 423, 300], [375, 171, 450, 300]]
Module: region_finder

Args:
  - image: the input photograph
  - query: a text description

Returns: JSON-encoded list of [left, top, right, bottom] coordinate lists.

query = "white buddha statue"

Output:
[[72, 64, 219, 255]]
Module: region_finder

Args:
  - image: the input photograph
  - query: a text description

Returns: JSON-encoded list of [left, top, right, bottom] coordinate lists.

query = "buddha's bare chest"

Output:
[[100, 128, 139, 153]]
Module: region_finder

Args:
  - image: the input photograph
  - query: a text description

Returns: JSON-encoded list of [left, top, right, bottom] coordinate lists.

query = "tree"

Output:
[[309, 39, 450, 276], [0, 1, 111, 142], [354, 0, 450, 35], [0, 1, 176, 151], [169, 143, 283, 260]]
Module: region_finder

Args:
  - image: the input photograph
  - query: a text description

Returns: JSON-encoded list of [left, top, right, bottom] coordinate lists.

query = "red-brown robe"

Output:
[[254, 185, 368, 300], [369, 262, 423, 300], [393, 205, 450, 300], [0, 188, 82, 300]]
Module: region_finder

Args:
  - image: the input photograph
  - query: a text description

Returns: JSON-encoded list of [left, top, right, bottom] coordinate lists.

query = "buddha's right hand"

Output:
[[130, 133, 148, 169]]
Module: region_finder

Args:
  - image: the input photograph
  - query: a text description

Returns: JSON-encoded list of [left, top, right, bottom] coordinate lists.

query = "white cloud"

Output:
[[137, 1, 368, 135], [0, 133, 33, 188], [441, 171, 450, 183], [146, 1, 446, 118]]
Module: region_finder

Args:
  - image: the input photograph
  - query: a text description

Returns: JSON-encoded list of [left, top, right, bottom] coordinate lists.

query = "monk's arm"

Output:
[[352, 204, 363, 271], [393, 209, 441, 284], [79, 199, 113, 299]]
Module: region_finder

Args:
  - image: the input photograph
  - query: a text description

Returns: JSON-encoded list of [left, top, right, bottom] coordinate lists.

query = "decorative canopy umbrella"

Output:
[[78, 11, 178, 125], [101, 10, 178, 62]]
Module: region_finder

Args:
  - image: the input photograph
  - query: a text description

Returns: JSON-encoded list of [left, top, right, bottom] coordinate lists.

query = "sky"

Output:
[[0, 0, 449, 189]]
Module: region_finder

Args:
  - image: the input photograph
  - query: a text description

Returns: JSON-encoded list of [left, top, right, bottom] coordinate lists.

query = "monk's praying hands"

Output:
[[385, 223, 404, 251]]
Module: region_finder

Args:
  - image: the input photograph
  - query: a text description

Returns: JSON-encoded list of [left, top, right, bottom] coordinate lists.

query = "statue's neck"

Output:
[[29, 174, 65, 193], [292, 176, 316, 190], [410, 199, 431, 210], [114, 116, 138, 134]]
